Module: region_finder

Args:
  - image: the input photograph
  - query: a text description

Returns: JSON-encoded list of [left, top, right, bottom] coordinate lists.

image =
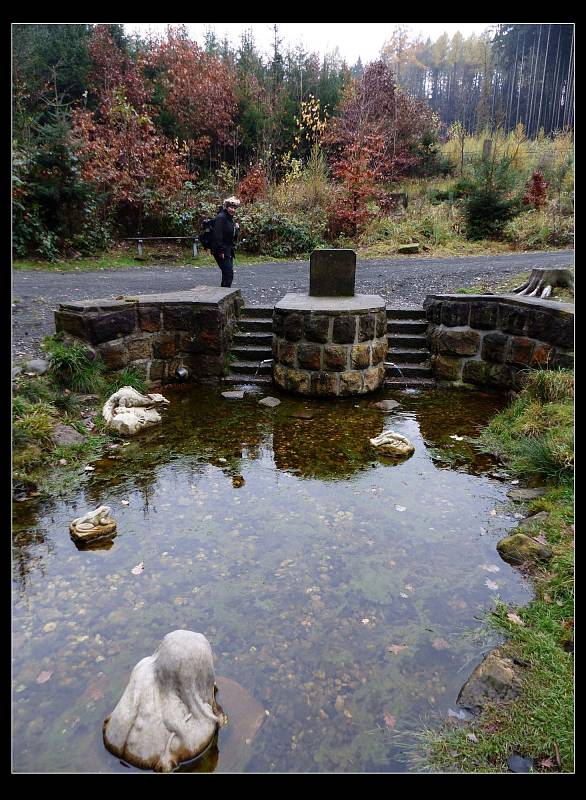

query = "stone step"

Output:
[[386, 307, 427, 320], [386, 348, 430, 365], [385, 376, 436, 389], [229, 359, 273, 375], [222, 374, 272, 386], [387, 320, 428, 335], [385, 363, 433, 379], [388, 333, 428, 349], [237, 319, 273, 332], [241, 305, 274, 319], [231, 345, 273, 361], [232, 331, 273, 347]]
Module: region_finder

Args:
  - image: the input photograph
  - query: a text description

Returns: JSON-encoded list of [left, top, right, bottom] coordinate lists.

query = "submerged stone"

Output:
[[222, 391, 245, 400], [258, 396, 281, 408], [370, 399, 400, 411]]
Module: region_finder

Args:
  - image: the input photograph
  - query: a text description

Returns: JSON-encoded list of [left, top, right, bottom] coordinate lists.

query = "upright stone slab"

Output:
[[309, 249, 356, 297]]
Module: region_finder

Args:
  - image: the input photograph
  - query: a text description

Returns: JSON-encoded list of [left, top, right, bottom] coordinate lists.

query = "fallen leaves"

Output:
[[432, 637, 450, 650], [506, 612, 525, 626], [387, 644, 409, 655], [383, 710, 397, 729], [131, 562, 145, 575], [394, 505, 406, 512], [36, 671, 53, 684], [485, 579, 499, 591], [479, 564, 500, 573]]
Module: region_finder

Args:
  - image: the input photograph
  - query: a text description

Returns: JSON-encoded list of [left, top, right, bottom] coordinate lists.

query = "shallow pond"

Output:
[[12, 385, 532, 773]]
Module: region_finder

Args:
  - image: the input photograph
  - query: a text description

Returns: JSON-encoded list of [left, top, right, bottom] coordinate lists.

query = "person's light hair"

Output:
[[223, 196, 241, 208]]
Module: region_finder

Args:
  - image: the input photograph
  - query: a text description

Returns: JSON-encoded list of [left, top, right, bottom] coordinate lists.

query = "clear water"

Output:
[[12, 385, 531, 773]]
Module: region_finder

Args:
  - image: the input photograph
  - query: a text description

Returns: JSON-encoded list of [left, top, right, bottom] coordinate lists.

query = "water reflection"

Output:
[[12, 386, 530, 773]]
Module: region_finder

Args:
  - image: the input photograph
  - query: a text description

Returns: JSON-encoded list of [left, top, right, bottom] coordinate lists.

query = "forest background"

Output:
[[12, 22, 575, 263]]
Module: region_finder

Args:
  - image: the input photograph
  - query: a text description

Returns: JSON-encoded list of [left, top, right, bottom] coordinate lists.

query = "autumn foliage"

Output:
[[523, 171, 549, 209], [237, 164, 268, 204]]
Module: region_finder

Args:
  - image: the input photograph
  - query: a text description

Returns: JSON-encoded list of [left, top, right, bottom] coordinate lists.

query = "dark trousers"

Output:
[[213, 253, 234, 287]]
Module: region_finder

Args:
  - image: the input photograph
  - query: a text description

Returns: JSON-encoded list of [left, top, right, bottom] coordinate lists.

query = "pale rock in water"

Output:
[[69, 505, 117, 545], [103, 630, 226, 772], [102, 386, 169, 436], [369, 430, 415, 457]]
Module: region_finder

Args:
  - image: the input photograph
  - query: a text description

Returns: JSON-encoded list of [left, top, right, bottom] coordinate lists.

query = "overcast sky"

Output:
[[123, 22, 495, 65]]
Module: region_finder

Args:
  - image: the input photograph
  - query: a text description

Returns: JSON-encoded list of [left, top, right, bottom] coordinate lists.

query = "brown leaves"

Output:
[[383, 710, 397, 729], [131, 561, 145, 575], [387, 644, 409, 655], [506, 612, 525, 626], [431, 638, 450, 650], [36, 670, 53, 684]]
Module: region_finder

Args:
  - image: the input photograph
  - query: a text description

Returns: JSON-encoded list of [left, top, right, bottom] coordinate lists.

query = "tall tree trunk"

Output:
[[550, 26, 563, 132], [536, 24, 551, 134], [515, 30, 526, 128]]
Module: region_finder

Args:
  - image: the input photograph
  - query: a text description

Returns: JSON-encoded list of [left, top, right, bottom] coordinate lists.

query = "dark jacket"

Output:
[[211, 207, 238, 258]]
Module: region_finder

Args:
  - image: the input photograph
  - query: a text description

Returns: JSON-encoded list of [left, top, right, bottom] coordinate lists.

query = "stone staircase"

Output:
[[223, 305, 274, 385], [223, 304, 435, 388], [385, 307, 435, 388]]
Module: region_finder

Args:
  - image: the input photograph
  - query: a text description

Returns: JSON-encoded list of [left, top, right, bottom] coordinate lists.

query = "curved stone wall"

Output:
[[423, 294, 574, 389], [272, 294, 388, 397], [54, 287, 243, 387]]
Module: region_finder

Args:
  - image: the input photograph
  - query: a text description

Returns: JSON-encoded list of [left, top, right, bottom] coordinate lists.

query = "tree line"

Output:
[[381, 23, 574, 136]]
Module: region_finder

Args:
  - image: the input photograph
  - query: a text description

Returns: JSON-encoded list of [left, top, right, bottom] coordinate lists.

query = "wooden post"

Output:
[[192, 239, 198, 257], [137, 239, 143, 258], [482, 139, 493, 161]]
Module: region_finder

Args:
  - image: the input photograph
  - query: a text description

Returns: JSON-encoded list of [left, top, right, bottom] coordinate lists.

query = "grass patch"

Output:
[[43, 335, 107, 394], [13, 247, 301, 272], [424, 368, 574, 773], [104, 368, 148, 395]]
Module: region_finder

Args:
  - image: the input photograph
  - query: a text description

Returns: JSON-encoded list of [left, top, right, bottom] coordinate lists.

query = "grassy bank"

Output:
[[12, 247, 297, 272], [12, 336, 149, 496], [424, 368, 574, 772]]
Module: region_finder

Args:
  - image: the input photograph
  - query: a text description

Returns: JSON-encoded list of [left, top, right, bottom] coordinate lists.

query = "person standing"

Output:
[[211, 196, 241, 288]]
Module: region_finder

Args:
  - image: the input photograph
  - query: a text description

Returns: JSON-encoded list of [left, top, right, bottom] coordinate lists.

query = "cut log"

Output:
[[512, 267, 574, 299]]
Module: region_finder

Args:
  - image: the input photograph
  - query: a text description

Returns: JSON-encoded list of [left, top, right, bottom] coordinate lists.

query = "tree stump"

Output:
[[512, 267, 574, 299]]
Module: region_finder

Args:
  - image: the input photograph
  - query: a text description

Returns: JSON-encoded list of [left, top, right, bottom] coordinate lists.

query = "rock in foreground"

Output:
[[457, 650, 523, 713], [103, 630, 226, 772], [370, 430, 414, 458], [496, 532, 553, 565]]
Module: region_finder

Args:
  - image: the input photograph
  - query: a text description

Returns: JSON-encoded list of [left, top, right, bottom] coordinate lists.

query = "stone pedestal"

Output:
[[273, 294, 388, 397]]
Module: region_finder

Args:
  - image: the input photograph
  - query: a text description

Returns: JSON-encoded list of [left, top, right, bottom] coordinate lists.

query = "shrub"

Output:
[[12, 398, 56, 448], [237, 164, 268, 204], [523, 171, 548, 209], [43, 337, 107, 394], [503, 207, 574, 249], [237, 203, 324, 257], [464, 188, 519, 240]]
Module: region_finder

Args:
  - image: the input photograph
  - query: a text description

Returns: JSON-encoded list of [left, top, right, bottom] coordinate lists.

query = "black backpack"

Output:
[[198, 217, 215, 250]]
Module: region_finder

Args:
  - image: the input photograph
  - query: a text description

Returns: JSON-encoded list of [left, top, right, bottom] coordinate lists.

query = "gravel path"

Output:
[[12, 250, 574, 361]]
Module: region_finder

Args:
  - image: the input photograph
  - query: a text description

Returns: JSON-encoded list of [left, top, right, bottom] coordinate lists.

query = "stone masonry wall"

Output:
[[272, 307, 388, 396], [423, 294, 574, 390], [55, 287, 243, 387]]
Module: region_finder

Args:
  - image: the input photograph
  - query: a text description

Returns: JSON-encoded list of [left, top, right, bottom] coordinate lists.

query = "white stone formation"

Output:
[[102, 386, 170, 436], [103, 630, 226, 772], [69, 505, 117, 544], [369, 430, 415, 457]]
